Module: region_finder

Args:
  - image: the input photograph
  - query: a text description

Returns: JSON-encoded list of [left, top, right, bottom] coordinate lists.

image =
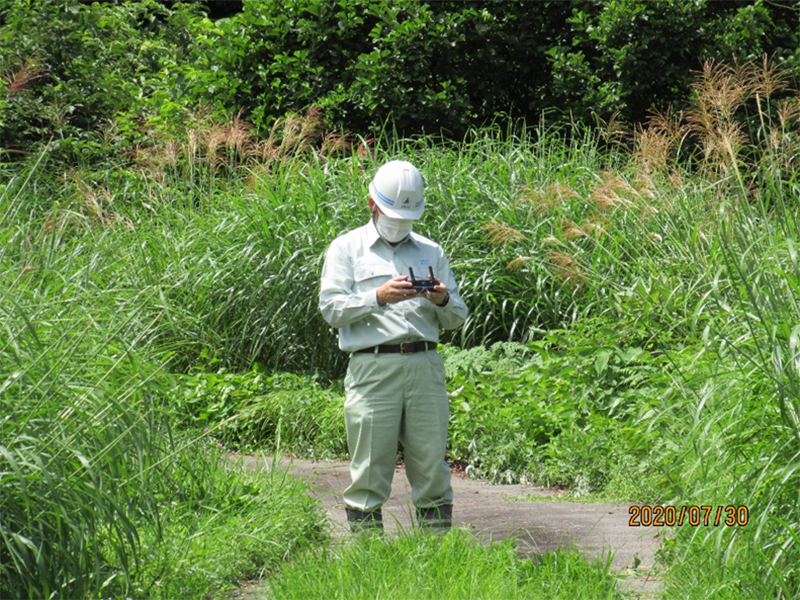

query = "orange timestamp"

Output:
[[628, 505, 749, 527]]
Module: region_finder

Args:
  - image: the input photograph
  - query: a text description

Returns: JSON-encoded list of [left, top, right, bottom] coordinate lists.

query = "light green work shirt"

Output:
[[319, 219, 468, 353]]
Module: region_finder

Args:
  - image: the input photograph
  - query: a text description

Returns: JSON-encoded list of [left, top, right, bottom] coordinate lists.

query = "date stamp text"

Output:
[[628, 505, 749, 527]]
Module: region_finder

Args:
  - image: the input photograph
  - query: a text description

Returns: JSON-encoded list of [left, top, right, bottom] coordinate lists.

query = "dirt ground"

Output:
[[235, 455, 664, 597]]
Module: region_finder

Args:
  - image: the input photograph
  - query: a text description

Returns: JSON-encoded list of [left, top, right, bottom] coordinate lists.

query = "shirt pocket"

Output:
[[353, 260, 394, 293]]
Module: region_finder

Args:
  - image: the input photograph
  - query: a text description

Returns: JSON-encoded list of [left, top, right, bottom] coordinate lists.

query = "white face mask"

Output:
[[374, 212, 413, 243]]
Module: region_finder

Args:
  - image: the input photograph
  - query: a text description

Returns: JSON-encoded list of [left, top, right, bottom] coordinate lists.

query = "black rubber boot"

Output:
[[416, 504, 452, 532], [345, 506, 384, 534]]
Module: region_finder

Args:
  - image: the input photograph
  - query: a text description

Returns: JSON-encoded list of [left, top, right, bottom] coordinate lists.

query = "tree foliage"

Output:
[[1, 0, 799, 159], [0, 0, 201, 158]]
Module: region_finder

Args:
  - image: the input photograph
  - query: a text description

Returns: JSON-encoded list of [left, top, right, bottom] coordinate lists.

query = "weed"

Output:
[[266, 529, 623, 600]]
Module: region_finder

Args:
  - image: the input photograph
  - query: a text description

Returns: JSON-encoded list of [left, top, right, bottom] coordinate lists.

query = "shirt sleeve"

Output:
[[434, 248, 468, 330], [319, 240, 383, 329]]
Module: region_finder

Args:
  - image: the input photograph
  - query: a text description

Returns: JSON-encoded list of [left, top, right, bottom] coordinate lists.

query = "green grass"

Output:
[[125, 460, 324, 599], [0, 159, 324, 598], [172, 368, 348, 457], [4, 59, 800, 597], [266, 528, 624, 600]]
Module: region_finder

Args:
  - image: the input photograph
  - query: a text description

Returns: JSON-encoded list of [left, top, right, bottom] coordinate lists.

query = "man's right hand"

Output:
[[376, 275, 418, 306]]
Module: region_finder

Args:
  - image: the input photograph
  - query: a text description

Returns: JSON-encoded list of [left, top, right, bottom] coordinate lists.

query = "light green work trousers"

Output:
[[343, 349, 452, 513]]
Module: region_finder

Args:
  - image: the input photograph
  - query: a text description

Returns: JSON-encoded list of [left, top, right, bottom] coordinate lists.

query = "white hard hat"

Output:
[[368, 160, 425, 220]]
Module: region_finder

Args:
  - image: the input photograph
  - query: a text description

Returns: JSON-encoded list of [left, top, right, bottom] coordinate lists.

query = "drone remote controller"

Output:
[[408, 266, 437, 292]]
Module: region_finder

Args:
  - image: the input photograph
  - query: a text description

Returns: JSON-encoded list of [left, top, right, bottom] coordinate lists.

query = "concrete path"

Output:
[[236, 455, 663, 597]]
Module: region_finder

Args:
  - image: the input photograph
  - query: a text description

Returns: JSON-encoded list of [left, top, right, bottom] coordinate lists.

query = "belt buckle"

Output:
[[400, 342, 414, 354]]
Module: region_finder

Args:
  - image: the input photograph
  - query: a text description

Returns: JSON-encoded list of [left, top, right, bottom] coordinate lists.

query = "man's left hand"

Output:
[[422, 276, 448, 305]]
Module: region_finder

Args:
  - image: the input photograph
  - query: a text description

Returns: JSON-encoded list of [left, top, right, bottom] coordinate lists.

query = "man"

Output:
[[319, 160, 468, 533]]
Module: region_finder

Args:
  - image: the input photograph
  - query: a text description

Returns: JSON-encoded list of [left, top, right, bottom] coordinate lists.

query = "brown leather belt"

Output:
[[355, 341, 437, 354]]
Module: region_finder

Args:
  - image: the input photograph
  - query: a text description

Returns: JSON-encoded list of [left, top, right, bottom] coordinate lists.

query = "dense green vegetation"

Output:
[[267, 530, 623, 600], [2, 0, 799, 158], [5, 55, 800, 597], [0, 158, 324, 597], [4, 1, 800, 598]]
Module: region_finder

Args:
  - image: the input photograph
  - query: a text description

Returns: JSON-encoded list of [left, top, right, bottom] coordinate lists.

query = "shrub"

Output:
[[443, 330, 664, 495]]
